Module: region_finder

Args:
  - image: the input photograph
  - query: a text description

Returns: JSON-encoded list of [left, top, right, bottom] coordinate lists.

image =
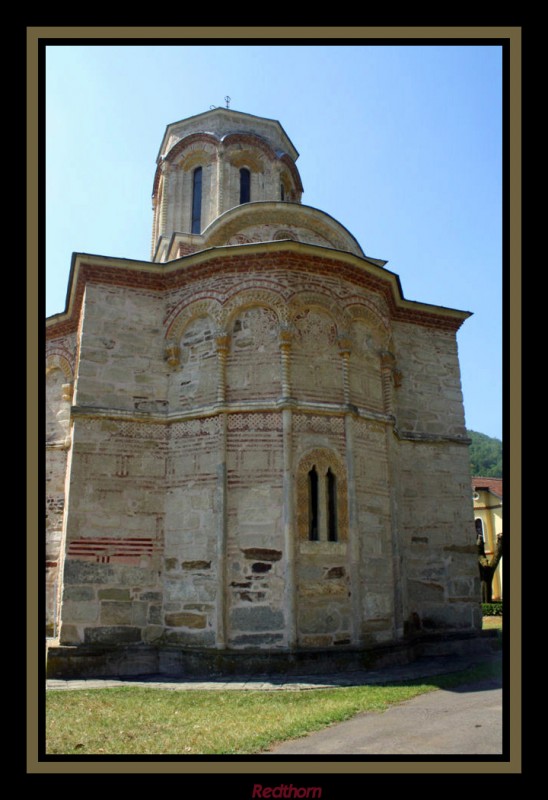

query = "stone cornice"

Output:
[[45, 243, 472, 338], [67, 398, 471, 449], [70, 399, 393, 425], [67, 402, 468, 445]]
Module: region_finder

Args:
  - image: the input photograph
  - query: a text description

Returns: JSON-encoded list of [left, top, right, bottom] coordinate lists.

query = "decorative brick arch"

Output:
[[289, 298, 351, 350], [225, 150, 265, 173], [177, 148, 217, 172], [346, 302, 392, 351], [165, 299, 223, 344], [288, 292, 350, 338], [46, 352, 73, 382], [222, 132, 278, 163], [165, 133, 219, 165], [222, 288, 287, 331]]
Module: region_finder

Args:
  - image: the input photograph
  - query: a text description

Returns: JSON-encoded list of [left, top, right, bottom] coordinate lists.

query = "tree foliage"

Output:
[[467, 430, 502, 477]]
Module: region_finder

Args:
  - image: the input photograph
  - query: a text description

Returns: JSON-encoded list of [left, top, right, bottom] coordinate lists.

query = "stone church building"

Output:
[[46, 108, 482, 677]]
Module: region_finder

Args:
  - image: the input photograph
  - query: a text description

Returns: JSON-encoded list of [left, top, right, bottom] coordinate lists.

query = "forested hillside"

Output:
[[467, 430, 502, 477]]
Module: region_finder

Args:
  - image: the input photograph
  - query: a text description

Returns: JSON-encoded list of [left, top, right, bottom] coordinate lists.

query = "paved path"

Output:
[[266, 675, 502, 755]]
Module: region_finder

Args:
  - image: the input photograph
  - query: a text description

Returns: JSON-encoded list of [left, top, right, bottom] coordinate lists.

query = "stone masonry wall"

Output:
[[392, 322, 468, 439], [59, 418, 166, 646], [395, 440, 480, 633], [227, 413, 285, 648], [351, 417, 396, 645], [46, 448, 68, 636], [51, 250, 478, 655], [74, 285, 167, 414], [46, 335, 76, 636], [390, 320, 479, 633], [163, 418, 221, 647]]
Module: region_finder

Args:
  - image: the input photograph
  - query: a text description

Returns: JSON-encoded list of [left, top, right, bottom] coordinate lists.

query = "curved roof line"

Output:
[[157, 107, 300, 163], [200, 201, 369, 258]]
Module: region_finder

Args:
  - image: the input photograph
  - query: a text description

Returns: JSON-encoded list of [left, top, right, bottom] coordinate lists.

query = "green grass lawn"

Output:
[[46, 659, 501, 756], [482, 615, 502, 630]]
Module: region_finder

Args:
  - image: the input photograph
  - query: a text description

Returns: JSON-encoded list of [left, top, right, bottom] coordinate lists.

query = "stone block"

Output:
[[64, 586, 95, 601], [84, 626, 142, 644], [364, 593, 392, 619], [119, 567, 157, 585], [63, 601, 99, 623], [299, 634, 333, 647], [164, 612, 207, 628], [164, 578, 195, 602], [407, 580, 445, 603], [64, 560, 115, 584], [59, 624, 82, 644], [241, 548, 282, 562], [142, 625, 164, 643], [97, 588, 131, 601], [231, 633, 284, 646], [131, 602, 149, 627], [164, 629, 216, 646], [231, 606, 284, 632], [139, 591, 162, 602], [101, 601, 132, 625], [299, 580, 347, 598], [148, 604, 162, 624], [181, 560, 211, 570], [299, 606, 341, 634]]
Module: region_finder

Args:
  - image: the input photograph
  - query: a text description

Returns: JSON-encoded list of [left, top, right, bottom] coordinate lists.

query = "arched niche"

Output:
[[46, 363, 71, 443], [291, 304, 345, 405], [226, 304, 281, 403], [167, 313, 218, 411]]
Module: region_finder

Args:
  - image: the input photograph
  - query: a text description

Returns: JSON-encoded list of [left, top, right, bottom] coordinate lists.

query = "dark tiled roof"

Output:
[[471, 477, 503, 498]]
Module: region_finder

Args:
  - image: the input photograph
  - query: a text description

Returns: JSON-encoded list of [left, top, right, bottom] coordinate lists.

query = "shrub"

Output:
[[482, 602, 503, 616]]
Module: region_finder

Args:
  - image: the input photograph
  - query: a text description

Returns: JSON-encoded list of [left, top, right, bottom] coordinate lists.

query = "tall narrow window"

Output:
[[192, 167, 202, 233], [240, 168, 251, 204], [308, 467, 319, 541], [280, 183, 285, 201], [475, 518, 484, 540], [327, 468, 338, 542]]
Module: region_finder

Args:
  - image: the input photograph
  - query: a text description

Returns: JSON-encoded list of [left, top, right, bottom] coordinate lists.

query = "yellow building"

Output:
[[472, 478, 503, 601]]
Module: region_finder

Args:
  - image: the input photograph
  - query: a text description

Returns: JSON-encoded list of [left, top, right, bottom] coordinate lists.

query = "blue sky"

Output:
[[45, 42, 503, 440]]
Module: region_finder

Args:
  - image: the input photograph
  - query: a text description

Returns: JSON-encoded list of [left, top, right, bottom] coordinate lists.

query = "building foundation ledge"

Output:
[[46, 630, 498, 680]]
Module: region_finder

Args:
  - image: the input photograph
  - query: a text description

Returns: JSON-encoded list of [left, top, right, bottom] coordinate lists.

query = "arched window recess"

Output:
[[298, 449, 348, 545]]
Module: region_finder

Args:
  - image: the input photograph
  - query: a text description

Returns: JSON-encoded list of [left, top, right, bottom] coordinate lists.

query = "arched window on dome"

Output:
[[191, 166, 202, 233], [240, 168, 251, 204]]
